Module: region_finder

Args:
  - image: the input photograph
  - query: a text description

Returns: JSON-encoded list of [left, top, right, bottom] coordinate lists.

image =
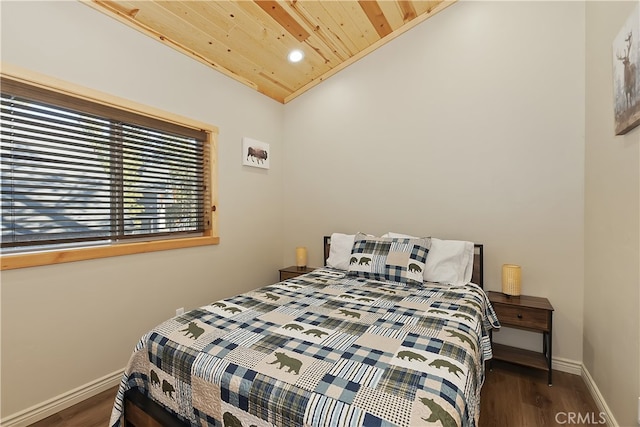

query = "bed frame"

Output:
[[123, 388, 189, 427], [122, 237, 484, 426]]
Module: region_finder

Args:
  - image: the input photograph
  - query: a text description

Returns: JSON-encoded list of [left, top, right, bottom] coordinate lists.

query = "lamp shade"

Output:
[[296, 247, 308, 269], [502, 264, 522, 296]]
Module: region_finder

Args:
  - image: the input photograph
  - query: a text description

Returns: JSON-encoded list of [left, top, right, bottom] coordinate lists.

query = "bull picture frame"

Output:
[[613, 4, 640, 135], [242, 137, 270, 169]]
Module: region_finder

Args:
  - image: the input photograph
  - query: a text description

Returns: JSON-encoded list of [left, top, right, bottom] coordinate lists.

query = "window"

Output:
[[0, 68, 218, 270]]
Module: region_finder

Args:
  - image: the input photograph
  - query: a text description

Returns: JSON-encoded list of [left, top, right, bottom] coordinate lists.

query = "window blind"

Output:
[[1, 79, 207, 251]]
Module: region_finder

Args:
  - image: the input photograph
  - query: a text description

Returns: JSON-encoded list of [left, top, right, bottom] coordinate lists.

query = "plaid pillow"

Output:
[[347, 233, 429, 285]]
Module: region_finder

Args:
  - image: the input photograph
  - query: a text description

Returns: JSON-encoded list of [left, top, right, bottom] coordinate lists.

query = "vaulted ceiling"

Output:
[[86, 1, 455, 103]]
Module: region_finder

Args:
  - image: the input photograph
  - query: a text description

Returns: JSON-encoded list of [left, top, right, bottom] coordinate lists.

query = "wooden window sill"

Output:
[[1, 235, 220, 270]]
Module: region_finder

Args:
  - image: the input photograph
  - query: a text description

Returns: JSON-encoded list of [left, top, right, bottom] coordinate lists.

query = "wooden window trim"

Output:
[[0, 63, 219, 270]]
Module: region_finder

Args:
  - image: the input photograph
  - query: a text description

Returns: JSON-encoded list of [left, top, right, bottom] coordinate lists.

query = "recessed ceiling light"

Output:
[[288, 49, 304, 63]]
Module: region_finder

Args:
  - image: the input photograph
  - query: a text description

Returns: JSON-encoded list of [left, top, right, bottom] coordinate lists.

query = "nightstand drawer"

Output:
[[493, 304, 550, 331]]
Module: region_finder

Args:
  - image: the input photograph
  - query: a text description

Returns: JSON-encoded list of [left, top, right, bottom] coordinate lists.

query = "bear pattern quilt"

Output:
[[110, 267, 499, 427]]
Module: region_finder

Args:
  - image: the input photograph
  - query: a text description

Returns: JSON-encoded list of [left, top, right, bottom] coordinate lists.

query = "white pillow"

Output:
[[383, 232, 419, 239], [325, 233, 356, 270], [423, 238, 474, 285]]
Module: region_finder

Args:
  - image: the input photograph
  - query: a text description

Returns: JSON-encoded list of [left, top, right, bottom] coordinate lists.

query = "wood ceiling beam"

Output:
[[398, 0, 417, 22], [357, 0, 392, 39], [254, 0, 310, 42]]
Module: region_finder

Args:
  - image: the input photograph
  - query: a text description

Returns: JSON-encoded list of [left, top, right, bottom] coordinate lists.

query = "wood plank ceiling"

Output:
[[85, 1, 456, 103]]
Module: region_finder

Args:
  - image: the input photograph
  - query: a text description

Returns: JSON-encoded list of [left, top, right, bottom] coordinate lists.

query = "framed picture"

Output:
[[613, 4, 640, 135], [242, 137, 270, 169]]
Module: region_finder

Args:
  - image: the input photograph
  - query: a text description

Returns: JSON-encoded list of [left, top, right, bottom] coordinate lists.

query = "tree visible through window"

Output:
[[0, 77, 212, 255]]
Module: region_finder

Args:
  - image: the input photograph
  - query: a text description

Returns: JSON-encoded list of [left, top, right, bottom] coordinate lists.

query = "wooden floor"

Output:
[[28, 386, 117, 427], [29, 362, 601, 427], [479, 361, 602, 427]]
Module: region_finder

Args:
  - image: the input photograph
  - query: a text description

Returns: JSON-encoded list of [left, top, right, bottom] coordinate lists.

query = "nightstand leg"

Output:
[[545, 332, 552, 385], [547, 313, 553, 386]]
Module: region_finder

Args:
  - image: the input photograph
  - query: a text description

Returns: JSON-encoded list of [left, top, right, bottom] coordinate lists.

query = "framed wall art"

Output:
[[613, 4, 640, 135], [242, 137, 270, 169]]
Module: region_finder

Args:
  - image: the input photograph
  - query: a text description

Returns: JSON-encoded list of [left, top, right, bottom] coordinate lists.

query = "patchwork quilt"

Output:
[[110, 268, 499, 427]]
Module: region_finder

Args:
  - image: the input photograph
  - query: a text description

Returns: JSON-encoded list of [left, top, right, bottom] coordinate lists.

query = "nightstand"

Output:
[[487, 291, 554, 385], [279, 266, 315, 281]]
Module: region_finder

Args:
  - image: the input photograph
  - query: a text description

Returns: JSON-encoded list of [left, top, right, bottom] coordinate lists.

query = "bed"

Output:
[[110, 234, 499, 427]]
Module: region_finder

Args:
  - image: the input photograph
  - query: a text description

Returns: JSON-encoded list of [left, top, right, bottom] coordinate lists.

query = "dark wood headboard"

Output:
[[323, 236, 484, 288]]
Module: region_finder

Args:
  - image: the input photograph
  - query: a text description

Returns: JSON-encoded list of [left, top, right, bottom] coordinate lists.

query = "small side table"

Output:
[[279, 266, 315, 281], [487, 291, 554, 385]]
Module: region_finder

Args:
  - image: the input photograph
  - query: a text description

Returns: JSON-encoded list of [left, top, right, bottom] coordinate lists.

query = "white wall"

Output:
[[584, 2, 640, 426], [283, 1, 586, 363], [0, 1, 284, 418]]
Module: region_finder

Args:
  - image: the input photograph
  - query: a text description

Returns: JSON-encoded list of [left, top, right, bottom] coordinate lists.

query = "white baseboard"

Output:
[[551, 358, 617, 426], [552, 356, 583, 375], [0, 369, 123, 427], [582, 364, 618, 427]]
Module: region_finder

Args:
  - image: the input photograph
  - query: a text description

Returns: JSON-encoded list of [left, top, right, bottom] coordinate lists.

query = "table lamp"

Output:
[[296, 247, 307, 270], [502, 264, 522, 296]]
